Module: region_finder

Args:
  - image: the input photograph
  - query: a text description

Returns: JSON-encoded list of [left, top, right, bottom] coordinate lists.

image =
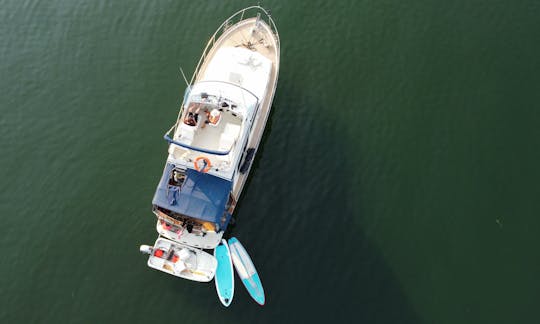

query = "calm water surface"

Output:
[[1, 1, 539, 323]]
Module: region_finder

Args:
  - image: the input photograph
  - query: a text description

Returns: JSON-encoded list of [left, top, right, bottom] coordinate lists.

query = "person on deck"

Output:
[[183, 104, 202, 126], [208, 109, 221, 125]]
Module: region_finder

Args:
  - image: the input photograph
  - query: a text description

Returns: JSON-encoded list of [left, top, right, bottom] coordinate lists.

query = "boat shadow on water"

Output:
[[185, 79, 425, 323]]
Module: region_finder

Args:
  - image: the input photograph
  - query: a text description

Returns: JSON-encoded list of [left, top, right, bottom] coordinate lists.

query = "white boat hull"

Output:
[[142, 237, 217, 282]]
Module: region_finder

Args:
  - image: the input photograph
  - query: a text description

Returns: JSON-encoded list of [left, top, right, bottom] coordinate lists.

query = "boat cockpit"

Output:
[[166, 82, 259, 180], [177, 93, 243, 154]]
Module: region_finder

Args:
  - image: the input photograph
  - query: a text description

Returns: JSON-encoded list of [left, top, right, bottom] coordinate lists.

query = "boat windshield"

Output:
[[185, 81, 258, 122]]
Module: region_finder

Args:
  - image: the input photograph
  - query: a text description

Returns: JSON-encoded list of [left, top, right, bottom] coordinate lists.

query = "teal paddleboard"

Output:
[[214, 239, 234, 306], [228, 237, 265, 305]]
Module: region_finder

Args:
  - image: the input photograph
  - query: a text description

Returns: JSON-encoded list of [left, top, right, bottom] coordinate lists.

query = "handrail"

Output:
[[195, 80, 260, 102], [164, 125, 231, 156], [189, 6, 280, 86]]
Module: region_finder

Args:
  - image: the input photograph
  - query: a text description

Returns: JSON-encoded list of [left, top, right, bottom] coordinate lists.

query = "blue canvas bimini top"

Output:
[[152, 163, 232, 225]]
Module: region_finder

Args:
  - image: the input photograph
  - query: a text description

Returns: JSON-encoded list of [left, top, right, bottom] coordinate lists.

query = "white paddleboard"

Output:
[[228, 237, 265, 305]]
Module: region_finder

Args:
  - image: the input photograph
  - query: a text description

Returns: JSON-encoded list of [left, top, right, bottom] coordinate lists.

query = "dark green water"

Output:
[[1, 1, 540, 323]]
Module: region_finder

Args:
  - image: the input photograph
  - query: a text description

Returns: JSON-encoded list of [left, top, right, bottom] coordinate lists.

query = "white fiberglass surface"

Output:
[[156, 220, 224, 249], [230, 242, 256, 278], [190, 112, 242, 151], [202, 47, 271, 100], [189, 82, 257, 119]]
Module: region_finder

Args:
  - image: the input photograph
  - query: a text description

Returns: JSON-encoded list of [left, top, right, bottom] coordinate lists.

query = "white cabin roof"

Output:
[[201, 47, 272, 100]]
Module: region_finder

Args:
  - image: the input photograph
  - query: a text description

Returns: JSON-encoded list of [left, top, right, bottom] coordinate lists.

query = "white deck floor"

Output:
[[190, 111, 242, 151]]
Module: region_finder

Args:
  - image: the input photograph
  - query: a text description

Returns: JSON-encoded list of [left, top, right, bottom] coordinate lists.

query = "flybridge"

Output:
[[164, 81, 259, 181]]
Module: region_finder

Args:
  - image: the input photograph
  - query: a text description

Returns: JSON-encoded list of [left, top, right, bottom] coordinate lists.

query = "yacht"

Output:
[[140, 6, 279, 280]]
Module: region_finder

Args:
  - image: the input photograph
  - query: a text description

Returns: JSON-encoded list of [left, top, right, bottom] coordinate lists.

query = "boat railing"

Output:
[[164, 125, 232, 156], [189, 5, 280, 86], [169, 6, 278, 149]]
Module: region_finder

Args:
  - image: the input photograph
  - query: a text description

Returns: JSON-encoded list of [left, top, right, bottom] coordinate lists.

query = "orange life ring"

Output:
[[194, 156, 212, 173]]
